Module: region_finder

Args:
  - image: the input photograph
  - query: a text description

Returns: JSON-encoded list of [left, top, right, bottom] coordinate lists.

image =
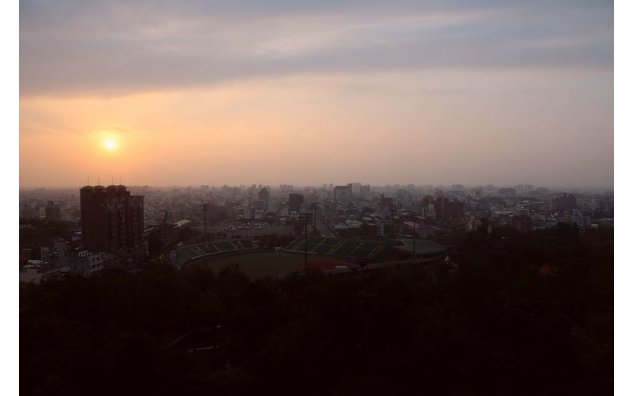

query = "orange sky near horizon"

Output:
[[19, 69, 613, 189]]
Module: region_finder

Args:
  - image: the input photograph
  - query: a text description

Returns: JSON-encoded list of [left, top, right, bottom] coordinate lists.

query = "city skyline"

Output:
[[20, 1, 613, 189], [18, 182, 613, 194]]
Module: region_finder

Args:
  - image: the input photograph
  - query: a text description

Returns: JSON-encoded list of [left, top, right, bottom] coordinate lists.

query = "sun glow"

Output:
[[102, 138, 118, 151]]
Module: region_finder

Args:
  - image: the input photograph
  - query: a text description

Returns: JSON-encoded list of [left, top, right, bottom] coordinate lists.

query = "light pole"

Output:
[[412, 216, 416, 259], [298, 212, 313, 271], [304, 221, 308, 270], [203, 203, 208, 240]]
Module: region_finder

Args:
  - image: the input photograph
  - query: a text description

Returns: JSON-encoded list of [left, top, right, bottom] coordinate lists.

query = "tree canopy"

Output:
[[21, 227, 613, 396]]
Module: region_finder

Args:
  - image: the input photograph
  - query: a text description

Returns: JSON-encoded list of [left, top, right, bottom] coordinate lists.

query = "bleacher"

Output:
[[283, 237, 388, 259], [214, 240, 237, 252], [170, 239, 258, 269]]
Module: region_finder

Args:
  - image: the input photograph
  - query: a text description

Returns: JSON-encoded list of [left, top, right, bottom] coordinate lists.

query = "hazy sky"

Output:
[[19, 0, 613, 188]]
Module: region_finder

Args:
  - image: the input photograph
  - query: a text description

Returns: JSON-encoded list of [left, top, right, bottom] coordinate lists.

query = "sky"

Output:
[[19, 0, 614, 189]]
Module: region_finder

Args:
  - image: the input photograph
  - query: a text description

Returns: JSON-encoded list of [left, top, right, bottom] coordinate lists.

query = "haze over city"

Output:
[[19, 0, 613, 189], [16, 2, 621, 395]]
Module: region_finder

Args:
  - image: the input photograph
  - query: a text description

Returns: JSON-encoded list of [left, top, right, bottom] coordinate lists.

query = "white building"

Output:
[[73, 250, 111, 276]]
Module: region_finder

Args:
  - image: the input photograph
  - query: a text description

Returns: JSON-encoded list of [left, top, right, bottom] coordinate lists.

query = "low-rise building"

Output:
[[72, 250, 112, 276]]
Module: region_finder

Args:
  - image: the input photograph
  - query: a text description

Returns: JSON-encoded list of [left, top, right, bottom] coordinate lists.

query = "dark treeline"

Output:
[[21, 225, 613, 396]]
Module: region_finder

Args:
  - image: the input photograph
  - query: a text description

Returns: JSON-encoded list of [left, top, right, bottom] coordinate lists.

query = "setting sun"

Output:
[[102, 138, 118, 151]]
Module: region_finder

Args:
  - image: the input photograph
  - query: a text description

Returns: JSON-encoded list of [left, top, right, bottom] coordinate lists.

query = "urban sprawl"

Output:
[[19, 183, 614, 282]]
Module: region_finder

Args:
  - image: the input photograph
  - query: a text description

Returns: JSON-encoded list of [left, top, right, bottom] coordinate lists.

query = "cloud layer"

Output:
[[20, 0, 613, 96]]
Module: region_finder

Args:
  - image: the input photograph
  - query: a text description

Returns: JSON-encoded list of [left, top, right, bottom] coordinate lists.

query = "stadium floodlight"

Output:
[[298, 212, 314, 270]]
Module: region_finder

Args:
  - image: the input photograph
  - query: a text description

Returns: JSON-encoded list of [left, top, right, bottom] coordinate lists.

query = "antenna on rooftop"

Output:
[[111, 176, 114, 185], [98, 176, 100, 185]]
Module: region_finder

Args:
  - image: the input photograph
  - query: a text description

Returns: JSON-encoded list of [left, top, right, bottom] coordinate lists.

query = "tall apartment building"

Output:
[[433, 197, 465, 220], [80, 185, 144, 254], [334, 184, 353, 203], [288, 193, 304, 212], [45, 201, 61, 221]]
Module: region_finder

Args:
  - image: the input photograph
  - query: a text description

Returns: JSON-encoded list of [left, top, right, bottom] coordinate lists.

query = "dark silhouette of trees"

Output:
[[21, 228, 613, 396]]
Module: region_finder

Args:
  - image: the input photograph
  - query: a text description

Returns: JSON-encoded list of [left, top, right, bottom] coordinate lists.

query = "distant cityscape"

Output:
[[19, 182, 614, 282]]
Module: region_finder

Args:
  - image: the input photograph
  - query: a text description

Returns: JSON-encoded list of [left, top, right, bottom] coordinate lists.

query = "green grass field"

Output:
[[186, 251, 344, 278]]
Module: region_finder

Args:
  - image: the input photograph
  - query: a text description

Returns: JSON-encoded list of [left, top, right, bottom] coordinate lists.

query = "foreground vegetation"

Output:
[[21, 225, 613, 396]]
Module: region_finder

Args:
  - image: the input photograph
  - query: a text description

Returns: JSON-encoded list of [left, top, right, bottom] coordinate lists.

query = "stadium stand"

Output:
[[283, 237, 446, 261], [170, 240, 259, 269], [283, 237, 391, 260]]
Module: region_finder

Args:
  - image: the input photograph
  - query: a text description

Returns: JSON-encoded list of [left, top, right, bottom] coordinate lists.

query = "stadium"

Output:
[[169, 236, 447, 278]]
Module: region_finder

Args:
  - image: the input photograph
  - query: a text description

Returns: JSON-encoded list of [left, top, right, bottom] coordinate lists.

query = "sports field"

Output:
[[186, 251, 348, 278]]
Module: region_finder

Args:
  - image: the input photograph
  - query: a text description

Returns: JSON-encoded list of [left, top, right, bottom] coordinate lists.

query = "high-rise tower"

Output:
[[80, 184, 144, 254]]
